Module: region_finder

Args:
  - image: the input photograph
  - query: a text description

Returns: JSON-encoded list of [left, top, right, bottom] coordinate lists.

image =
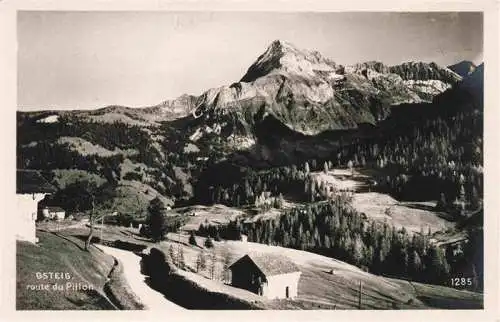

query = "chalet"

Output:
[[228, 253, 302, 299], [16, 170, 56, 243], [42, 206, 66, 221]]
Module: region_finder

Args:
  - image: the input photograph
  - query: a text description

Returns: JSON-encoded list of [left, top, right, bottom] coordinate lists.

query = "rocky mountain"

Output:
[[433, 63, 483, 111], [459, 63, 483, 96], [389, 61, 461, 83], [448, 60, 476, 78], [17, 40, 472, 210], [174, 40, 462, 141], [23, 40, 461, 136]]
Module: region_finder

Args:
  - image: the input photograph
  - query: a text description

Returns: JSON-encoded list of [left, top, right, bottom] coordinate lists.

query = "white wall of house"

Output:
[[263, 271, 301, 299], [42, 208, 65, 220], [16, 193, 46, 243], [42, 207, 50, 219], [50, 211, 65, 220]]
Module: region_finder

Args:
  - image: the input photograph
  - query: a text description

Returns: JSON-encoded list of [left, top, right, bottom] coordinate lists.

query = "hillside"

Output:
[[17, 231, 116, 310], [16, 40, 466, 212], [146, 232, 482, 309], [31, 208, 483, 310]]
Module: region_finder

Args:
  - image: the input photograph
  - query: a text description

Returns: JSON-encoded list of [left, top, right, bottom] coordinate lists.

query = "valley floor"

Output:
[[22, 199, 481, 310]]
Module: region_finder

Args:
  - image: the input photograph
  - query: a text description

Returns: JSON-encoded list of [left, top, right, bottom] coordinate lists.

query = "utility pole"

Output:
[[100, 215, 104, 242], [358, 281, 363, 309]]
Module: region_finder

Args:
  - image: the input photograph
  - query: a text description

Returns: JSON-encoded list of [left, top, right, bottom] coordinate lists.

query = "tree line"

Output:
[[194, 108, 482, 218], [201, 196, 482, 290], [331, 110, 483, 213]]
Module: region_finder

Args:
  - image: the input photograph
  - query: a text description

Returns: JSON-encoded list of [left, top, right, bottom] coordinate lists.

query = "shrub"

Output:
[[139, 224, 148, 236], [214, 231, 221, 242], [189, 231, 198, 246], [204, 237, 214, 248], [123, 172, 143, 182]]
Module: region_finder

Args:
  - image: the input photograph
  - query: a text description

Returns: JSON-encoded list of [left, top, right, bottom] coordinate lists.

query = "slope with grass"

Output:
[[175, 204, 246, 231], [312, 168, 455, 235], [50, 222, 481, 310], [351, 192, 454, 234], [149, 233, 482, 309], [16, 231, 116, 310]]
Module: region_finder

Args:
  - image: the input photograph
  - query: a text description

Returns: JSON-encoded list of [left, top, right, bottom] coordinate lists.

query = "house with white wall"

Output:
[[42, 206, 66, 220], [16, 170, 56, 243], [228, 253, 302, 299]]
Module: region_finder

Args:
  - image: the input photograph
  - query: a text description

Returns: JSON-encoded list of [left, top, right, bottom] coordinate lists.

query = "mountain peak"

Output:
[[269, 39, 298, 52], [240, 40, 336, 83], [448, 60, 477, 78], [389, 61, 462, 83]]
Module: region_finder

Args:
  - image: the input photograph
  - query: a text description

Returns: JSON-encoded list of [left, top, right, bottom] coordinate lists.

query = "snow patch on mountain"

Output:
[[226, 134, 256, 150], [404, 79, 452, 96], [37, 115, 60, 124], [189, 124, 223, 142]]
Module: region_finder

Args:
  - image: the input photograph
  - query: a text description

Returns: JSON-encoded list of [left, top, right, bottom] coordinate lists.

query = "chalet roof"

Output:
[[46, 206, 65, 212], [229, 253, 300, 277], [16, 170, 56, 194]]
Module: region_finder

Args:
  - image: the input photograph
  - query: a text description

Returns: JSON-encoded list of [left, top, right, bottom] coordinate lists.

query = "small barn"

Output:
[[228, 253, 301, 299], [47, 206, 66, 220]]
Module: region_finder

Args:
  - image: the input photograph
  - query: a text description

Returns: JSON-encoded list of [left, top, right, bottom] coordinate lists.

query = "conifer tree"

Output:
[[147, 197, 168, 242], [204, 236, 214, 248], [178, 247, 185, 270], [189, 231, 198, 246]]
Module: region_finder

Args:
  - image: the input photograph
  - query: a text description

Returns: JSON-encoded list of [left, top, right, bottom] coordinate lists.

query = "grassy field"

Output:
[[312, 169, 368, 192], [174, 204, 245, 231], [174, 200, 302, 232], [312, 168, 454, 235], [351, 192, 454, 234], [173, 167, 455, 238], [152, 232, 482, 309], [57, 136, 127, 157], [16, 231, 116, 310], [51, 218, 482, 310], [388, 278, 483, 309]]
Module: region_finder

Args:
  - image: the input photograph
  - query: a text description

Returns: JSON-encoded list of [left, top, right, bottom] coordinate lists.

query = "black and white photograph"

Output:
[[8, 6, 496, 315]]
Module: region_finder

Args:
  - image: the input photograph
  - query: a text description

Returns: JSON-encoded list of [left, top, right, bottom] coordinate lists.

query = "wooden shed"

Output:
[[228, 253, 301, 299]]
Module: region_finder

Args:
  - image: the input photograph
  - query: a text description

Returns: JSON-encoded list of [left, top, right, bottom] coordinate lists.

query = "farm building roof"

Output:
[[229, 253, 300, 277], [16, 170, 56, 194], [46, 206, 65, 212]]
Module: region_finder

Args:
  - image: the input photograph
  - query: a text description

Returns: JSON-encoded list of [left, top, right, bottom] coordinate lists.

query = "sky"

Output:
[[17, 11, 483, 111]]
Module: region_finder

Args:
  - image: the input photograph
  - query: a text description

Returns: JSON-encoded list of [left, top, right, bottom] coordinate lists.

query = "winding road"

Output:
[[97, 245, 184, 310]]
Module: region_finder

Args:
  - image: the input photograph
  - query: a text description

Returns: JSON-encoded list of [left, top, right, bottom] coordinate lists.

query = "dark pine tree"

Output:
[[147, 197, 168, 242]]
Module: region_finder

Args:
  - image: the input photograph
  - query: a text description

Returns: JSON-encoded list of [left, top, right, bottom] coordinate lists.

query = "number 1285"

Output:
[[451, 277, 472, 286]]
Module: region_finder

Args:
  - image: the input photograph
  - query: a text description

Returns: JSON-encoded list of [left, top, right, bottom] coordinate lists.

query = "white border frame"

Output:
[[0, 1, 498, 322]]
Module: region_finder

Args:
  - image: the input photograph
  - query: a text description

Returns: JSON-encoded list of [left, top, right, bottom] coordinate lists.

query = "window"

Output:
[[285, 286, 290, 298]]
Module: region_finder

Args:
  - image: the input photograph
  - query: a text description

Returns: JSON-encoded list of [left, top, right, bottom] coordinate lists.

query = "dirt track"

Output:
[[97, 245, 185, 310]]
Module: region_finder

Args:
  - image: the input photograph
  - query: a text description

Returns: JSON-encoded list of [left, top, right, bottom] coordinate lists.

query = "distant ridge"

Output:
[[448, 60, 476, 78]]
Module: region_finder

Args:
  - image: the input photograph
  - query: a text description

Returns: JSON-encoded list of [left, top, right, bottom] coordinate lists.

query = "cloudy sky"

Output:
[[18, 11, 483, 111]]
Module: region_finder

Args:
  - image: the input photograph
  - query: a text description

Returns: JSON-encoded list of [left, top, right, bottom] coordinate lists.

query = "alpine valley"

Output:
[[17, 40, 484, 302]]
